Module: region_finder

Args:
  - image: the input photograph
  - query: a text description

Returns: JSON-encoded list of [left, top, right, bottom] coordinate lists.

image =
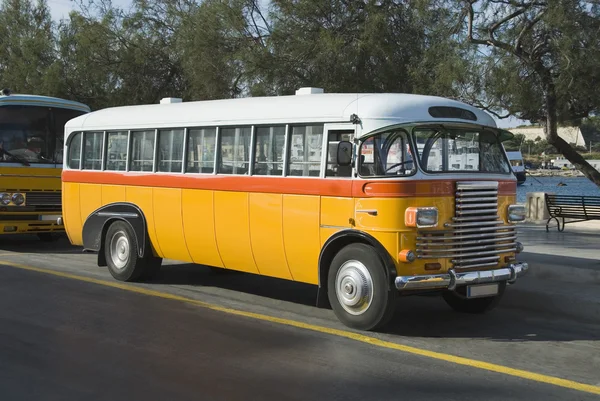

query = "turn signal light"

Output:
[[398, 250, 416, 263]]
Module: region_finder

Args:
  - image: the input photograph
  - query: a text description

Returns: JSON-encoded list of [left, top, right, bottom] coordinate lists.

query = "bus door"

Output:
[[320, 124, 357, 236]]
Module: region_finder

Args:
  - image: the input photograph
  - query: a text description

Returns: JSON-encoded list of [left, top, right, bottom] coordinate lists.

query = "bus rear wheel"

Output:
[[104, 221, 162, 282], [327, 243, 396, 331], [442, 281, 506, 314]]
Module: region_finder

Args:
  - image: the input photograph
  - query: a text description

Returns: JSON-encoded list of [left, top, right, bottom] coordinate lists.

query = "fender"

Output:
[[82, 203, 148, 259], [316, 229, 398, 307]]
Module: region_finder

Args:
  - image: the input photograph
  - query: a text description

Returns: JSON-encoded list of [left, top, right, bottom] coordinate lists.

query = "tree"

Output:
[[176, 0, 266, 100], [503, 132, 525, 150], [0, 0, 56, 94], [263, 0, 431, 95], [455, 0, 600, 187]]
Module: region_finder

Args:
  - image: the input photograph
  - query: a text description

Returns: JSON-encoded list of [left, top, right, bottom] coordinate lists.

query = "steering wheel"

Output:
[[385, 160, 412, 173]]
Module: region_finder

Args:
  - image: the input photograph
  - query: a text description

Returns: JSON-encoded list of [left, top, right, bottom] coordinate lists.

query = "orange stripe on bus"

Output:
[[61, 171, 516, 198]]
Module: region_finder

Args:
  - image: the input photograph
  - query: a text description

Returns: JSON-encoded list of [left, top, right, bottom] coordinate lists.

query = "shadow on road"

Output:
[[153, 263, 600, 343], [0, 234, 82, 254], [154, 263, 319, 308]]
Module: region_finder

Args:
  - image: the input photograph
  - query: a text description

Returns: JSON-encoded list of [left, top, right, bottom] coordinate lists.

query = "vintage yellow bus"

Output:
[[62, 88, 528, 330], [0, 89, 90, 240]]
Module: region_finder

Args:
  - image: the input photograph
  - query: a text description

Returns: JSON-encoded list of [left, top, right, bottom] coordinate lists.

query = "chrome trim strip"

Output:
[[420, 243, 517, 254], [456, 197, 498, 203], [451, 261, 500, 269], [452, 215, 500, 222], [417, 247, 517, 259], [96, 212, 139, 218], [444, 220, 504, 228], [456, 203, 498, 209], [395, 263, 529, 291], [356, 209, 378, 216], [417, 231, 515, 242], [429, 226, 515, 235], [456, 208, 499, 215], [417, 236, 517, 247], [456, 181, 499, 190], [455, 190, 498, 197], [451, 256, 500, 264]]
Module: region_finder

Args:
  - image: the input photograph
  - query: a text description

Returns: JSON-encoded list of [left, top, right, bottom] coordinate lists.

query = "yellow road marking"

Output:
[[2, 260, 599, 396]]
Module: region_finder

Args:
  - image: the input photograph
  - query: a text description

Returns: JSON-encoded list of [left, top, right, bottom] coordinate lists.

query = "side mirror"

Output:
[[336, 141, 353, 166]]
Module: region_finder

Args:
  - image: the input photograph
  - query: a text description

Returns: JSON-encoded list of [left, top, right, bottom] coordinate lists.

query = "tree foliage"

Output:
[[0, 0, 56, 93]]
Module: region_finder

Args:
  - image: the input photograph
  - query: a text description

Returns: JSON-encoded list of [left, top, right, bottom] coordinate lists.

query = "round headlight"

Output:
[[11, 192, 24, 205], [0, 193, 10, 205]]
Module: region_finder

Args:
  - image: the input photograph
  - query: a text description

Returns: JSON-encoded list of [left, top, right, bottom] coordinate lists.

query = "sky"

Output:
[[46, 1, 529, 129]]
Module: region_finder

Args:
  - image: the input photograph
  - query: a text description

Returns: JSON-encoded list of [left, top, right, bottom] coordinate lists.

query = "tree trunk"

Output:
[[544, 93, 600, 188], [548, 136, 600, 188]]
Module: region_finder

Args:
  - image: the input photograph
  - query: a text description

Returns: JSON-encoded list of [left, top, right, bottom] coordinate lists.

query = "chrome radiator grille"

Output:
[[416, 181, 517, 270]]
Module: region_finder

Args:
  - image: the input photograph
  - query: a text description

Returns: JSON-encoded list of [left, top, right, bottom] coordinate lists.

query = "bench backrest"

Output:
[[545, 194, 600, 219]]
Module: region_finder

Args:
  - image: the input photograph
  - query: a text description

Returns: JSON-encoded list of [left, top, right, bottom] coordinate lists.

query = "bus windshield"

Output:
[[0, 105, 85, 164], [414, 126, 511, 174]]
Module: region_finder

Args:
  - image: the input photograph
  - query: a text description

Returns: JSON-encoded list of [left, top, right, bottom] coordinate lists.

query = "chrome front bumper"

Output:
[[395, 262, 529, 292]]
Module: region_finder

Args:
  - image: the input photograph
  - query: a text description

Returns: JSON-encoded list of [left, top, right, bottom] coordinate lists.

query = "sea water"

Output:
[[516, 175, 600, 204]]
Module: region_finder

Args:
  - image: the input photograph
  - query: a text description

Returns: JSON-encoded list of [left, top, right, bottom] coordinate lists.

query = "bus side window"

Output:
[[218, 127, 251, 175], [254, 126, 285, 176], [187, 127, 216, 174], [130, 130, 155, 172], [82, 132, 103, 170], [158, 129, 184, 173], [106, 131, 127, 171], [326, 130, 354, 177], [67, 132, 82, 169], [288, 124, 323, 177]]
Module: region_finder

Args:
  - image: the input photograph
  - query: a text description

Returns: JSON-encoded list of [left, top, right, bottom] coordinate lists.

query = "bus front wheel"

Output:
[[104, 221, 162, 282], [327, 243, 396, 331]]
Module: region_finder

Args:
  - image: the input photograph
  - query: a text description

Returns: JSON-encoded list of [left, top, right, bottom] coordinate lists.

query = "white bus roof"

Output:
[[64, 91, 499, 137], [0, 93, 91, 113]]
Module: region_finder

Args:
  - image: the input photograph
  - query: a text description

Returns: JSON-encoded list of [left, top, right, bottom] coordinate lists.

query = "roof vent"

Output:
[[160, 97, 183, 104], [1, 88, 11, 96], [295, 87, 324, 95]]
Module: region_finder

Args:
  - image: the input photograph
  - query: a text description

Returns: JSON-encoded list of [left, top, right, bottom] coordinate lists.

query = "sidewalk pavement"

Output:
[[507, 220, 599, 323]]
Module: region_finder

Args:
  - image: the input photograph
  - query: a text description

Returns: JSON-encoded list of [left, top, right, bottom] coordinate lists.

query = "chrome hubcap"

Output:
[[335, 260, 373, 316], [110, 231, 129, 270]]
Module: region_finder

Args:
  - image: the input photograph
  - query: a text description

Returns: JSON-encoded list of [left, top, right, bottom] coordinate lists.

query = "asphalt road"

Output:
[[0, 234, 599, 400]]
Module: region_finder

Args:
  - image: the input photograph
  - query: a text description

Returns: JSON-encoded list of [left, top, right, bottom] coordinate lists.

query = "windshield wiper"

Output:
[[0, 148, 30, 166]]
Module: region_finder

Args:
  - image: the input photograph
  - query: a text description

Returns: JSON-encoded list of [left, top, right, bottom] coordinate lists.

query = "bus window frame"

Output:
[[253, 124, 287, 177], [356, 125, 417, 179], [412, 123, 513, 176], [322, 123, 357, 179]]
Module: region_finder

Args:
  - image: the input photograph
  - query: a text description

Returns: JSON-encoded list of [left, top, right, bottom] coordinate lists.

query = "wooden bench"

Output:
[[545, 194, 600, 232]]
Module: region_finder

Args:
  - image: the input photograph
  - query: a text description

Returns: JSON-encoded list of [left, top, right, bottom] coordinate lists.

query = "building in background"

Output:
[[509, 126, 587, 149]]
